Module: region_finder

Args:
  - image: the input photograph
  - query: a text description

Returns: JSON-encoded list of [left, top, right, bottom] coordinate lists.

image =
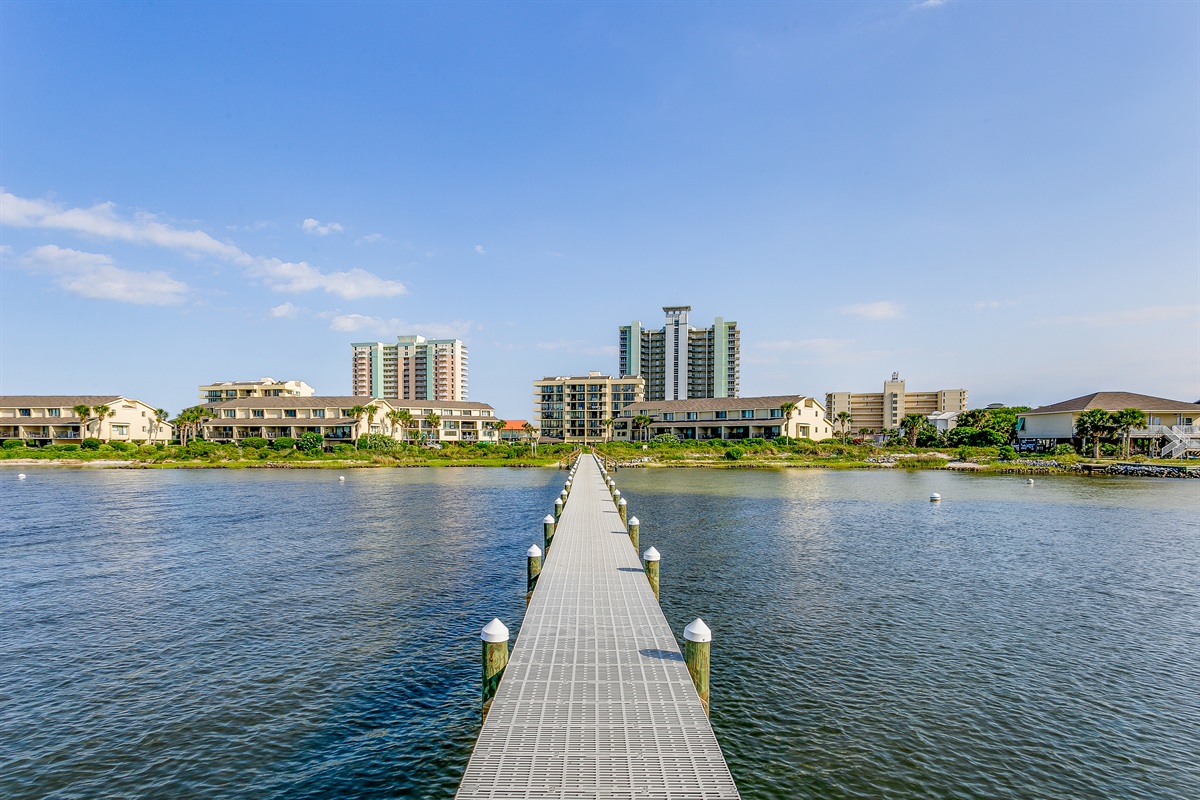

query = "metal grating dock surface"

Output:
[[456, 455, 740, 799]]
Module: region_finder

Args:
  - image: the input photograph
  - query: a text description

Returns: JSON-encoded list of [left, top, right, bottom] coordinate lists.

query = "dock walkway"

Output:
[[456, 454, 739, 799]]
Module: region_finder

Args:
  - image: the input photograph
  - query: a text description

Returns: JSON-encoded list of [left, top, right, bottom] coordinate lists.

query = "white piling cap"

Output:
[[629, 516, 639, 526], [684, 618, 712, 643], [930, 493, 941, 501], [613, 489, 621, 498], [481, 618, 510, 643], [644, 546, 660, 562], [554, 497, 563, 506], [543, 514, 555, 524], [565, 481, 571, 488], [618, 498, 627, 507], [527, 544, 542, 558]]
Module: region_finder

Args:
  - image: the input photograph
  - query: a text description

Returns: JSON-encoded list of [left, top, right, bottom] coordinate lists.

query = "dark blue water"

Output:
[[2, 466, 1198, 799]]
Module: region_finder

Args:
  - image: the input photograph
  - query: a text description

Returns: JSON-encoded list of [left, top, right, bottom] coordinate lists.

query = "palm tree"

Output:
[[91, 404, 114, 441], [901, 413, 927, 447], [365, 404, 379, 435], [835, 411, 852, 443], [490, 418, 506, 444], [348, 405, 368, 444], [385, 409, 403, 439], [632, 414, 653, 443], [394, 408, 414, 443], [522, 421, 537, 455], [73, 404, 93, 441], [424, 411, 441, 444], [601, 417, 614, 443], [149, 408, 169, 444], [778, 401, 797, 441], [1075, 408, 1114, 459], [1111, 408, 1147, 459]]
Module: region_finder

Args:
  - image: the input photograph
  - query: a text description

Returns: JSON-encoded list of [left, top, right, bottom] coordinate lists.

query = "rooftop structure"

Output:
[[198, 378, 314, 403]]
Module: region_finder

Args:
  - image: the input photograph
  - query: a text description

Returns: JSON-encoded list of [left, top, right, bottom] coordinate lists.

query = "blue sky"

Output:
[[1, 0, 1197, 420]]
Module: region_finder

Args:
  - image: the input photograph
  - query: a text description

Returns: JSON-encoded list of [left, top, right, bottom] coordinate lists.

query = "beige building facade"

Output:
[[199, 377, 314, 403], [826, 373, 967, 433], [1016, 391, 1199, 457], [201, 397, 496, 445], [0, 396, 172, 444], [616, 395, 832, 442], [534, 373, 646, 442], [351, 335, 468, 401]]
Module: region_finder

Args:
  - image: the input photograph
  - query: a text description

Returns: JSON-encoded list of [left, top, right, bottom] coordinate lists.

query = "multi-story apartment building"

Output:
[[614, 395, 832, 442], [619, 306, 739, 401], [0, 396, 172, 444], [533, 373, 646, 442], [825, 373, 968, 434], [201, 397, 496, 444], [198, 378, 314, 403], [351, 335, 468, 401]]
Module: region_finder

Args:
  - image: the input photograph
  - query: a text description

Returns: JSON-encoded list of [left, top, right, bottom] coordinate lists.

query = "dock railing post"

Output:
[[526, 544, 542, 603], [643, 546, 660, 600], [618, 497, 627, 526], [684, 618, 712, 716], [481, 618, 510, 722], [554, 497, 563, 521], [612, 489, 621, 509], [543, 514, 556, 553], [628, 516, 639, 551]]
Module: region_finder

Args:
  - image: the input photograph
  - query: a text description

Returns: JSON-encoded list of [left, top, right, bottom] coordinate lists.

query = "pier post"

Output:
[[628, 516, 639, 551], [618, 497, 627, 526], [564, 480, 572, 496], [481, 618, 510, 721], [643, 546, 660, 600], [543, 514, 556, 553], [554, 497, 563, 521], [612, 489, 621, 508], [526, 544, 542, 603], [684, 618, 712, 716]]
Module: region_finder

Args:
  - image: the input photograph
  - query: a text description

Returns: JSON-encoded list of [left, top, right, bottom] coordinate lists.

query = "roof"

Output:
[[500, 419, 532, 431], [0, 396, 124, 408], [203, 396, 493, 411], [1023, 392, 1200, 415], [623, 394, 817, 414]]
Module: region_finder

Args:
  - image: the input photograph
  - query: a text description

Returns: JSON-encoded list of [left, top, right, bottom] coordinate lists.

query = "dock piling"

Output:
[[628, 516, 640, 551], [684, 618, 712, 716], [543, 514, 556, 553], [526, 544, 542, 603], [643, 546, 661, 600], [554, 497, 563, 521], [618, 497, 628, 526], [481, 618, 510, 721]]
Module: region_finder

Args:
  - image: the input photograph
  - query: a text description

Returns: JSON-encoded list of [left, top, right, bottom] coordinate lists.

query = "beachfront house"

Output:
[[0, 395, 172, 445], [1016, 391, 1200, 457], [614, 394, 834, 442]]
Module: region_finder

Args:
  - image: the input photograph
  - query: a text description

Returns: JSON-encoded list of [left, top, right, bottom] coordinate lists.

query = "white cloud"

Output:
[[912, 0, 947, 8], [974, 299, 1018, 310], [1, 190, 405, 299], [838, 300, 903, 320], [324, 313, 476, 340], [357, 233, 387, 244], [227, 220, 271, 232], [270, 302, 303, 318], [474, 244, 486, 255], [18, 244, 188, 305], [301, 218, 344, 236]]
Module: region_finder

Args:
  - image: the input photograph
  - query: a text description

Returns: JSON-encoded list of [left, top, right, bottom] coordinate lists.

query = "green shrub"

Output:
[[725, 447, 744, 461], [2, 439, 22, 449], [81, 438, 101, 450], [242, 436, 268, 449], [333, 444, 355, 457], [271, 437, 295, 451], [743, 437, 765, 446], [1053, 443, 1077, 456], [998, 445, 1016, 461], [650, 434, 680, 445], [357, 433, 400, 453], [297, 432, 324, 453], [956, 446, 974, 462], [108, 441, 134, 452], [60, 444, 80, 452]]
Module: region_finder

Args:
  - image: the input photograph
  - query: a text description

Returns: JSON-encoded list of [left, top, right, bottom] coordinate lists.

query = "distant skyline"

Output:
[[1, 1, 1197, 420]]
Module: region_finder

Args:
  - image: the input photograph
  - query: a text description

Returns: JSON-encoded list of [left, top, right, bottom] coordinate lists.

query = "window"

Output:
[[112, 424, 129, 436], [19, 409, 30, 416], [663, 413, 674, 421], [770, 409, 782, 418], [715, 411, 727, 420], [48, 408, 60, 417], [253, 410, 265, 418], [686, 412, 698, 420], [461, 410, 472, 416], [312, 409, 325, 418], [741, 410, 754, 419], [224, 410, 236, 418], [284, 410, 297, 418]]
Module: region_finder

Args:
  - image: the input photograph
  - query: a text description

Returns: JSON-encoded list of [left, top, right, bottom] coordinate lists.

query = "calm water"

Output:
[[1, 466, 1197, 799]]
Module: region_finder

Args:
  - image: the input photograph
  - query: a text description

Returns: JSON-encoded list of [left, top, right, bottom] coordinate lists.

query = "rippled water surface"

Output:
[[2, 466, 1198, 799]]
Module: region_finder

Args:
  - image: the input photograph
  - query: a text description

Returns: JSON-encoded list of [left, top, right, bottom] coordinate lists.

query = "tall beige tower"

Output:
[[351, 335, 468, 401]]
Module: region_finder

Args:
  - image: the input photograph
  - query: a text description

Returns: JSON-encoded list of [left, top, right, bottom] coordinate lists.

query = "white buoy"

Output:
[[339, 475, 346, 482], [930, 493, 941, 502], [18, 473, 27, 480], [1027, 478, 1035, 484]]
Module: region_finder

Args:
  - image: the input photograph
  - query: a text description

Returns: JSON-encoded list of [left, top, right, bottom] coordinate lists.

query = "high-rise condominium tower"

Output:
[[351, 335, 468, 401], [618, 306, 739, 401]]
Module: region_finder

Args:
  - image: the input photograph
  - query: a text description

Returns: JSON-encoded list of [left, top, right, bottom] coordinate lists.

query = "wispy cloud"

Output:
[[356, 233, 387, 244], [270, 302, 304, 318], [16, 244, 188, 305], [974, 299, 1019, 311], [227, 220, 271, 232], [474, 244, 486, 255], [1041, 305, 1199, 327], [301, 218, 344, 236], [1, 191, 405, 299], [912, 0, 948, 9], [323, 313, 476, 340], [838, 300, 903, 320]]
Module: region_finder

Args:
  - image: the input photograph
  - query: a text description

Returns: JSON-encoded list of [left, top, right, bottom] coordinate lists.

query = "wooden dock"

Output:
[[456, 454, 740, 799]]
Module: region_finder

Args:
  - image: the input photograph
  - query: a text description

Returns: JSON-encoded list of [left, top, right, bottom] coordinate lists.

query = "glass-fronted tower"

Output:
[[619, 306, 739, 401]]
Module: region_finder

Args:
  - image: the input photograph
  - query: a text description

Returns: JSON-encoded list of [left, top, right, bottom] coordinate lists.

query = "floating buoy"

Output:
[[1027, 478, 1034, 485], [929, 493, 941, 502], [338, 475, 346, 482], [18, 473, 27, 480]]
